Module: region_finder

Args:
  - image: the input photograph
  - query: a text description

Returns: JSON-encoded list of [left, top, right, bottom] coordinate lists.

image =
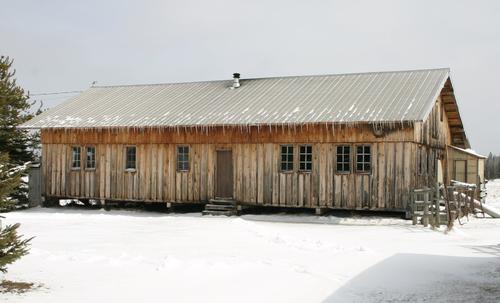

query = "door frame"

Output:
[[215, 148, 234, 199], [453, 160, 467, 183]]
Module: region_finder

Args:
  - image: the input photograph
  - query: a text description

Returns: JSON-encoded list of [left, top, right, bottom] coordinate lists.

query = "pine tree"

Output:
[[0, 55, 35, 274], [0, 223, 32, 273], [0, 153, 32, 273], [0, 153, 19, 211], [0, 55, 40, 206], [486, 153, 494, 179]]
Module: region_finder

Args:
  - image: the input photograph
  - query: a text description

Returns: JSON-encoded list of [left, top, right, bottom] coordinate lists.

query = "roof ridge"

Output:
[[91, 67, 450, 89]]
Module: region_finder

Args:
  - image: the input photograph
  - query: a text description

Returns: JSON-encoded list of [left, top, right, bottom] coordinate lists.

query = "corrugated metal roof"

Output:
[[22, 68, 450, 129]]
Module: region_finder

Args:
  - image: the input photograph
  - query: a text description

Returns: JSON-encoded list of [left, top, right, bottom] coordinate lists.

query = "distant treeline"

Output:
[[486, 153, 500, 179]]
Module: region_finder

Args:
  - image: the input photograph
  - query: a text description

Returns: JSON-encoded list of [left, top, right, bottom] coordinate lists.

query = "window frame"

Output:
[[440, 102, 444, 122], [298, 145, 312, 172], [355, 145, 371, 174], [71, 146, 81, 170], [280, 145, 294, 172], [85, 146, 96, 170], [125, 145, 137, 171], [431, 103, 439, 139], [176, 145, 190, 172], [335, 145, 351, 174]]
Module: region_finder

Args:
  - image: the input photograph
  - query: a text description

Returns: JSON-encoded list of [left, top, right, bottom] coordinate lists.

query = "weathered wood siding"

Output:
[[42, 143, 216, 203], [414, 95, 452, 148], [40, 124, 425, 211]]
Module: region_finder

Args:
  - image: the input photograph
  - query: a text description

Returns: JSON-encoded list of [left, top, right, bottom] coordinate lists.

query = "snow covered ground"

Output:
[[1, 182, 500, 302]]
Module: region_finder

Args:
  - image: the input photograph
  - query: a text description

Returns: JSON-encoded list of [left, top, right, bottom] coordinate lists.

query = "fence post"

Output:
[[28, 162, 42, 207], [434, 182, 440, 227], [411, 191, 417, 225], [423, 191, 429, 227]]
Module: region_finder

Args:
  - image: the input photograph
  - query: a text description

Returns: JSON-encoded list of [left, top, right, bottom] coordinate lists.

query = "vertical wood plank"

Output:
[[264, 144, 273, 204], [257, 144, 264, 204], [99, 144, 105, 198], [105, 145, 111, 199], [207, 145, 214, 200], [200, 144, 207, 201], [378, 142, 385, 208], [279, 173, 286, 205], [193, 144, 200, 202], [311, 144, 320, 207], [304, 173, 311, 207], [187, 145, 194, 202], [272, 144, 279, 205], [157, 144, 163, 201], [326, 144, 333, 207], [298, 174, 304, 207], [169, 145, 176, 201], [50, 145, 56, 196], [370, 143, 378, 209], [403, 142, 411, 210], [249, 144, 257, 203], [319, 144, 327, 207], [151, 144, 158, 201], [60, 144, 66, 196], [286, 173, 292, 206]]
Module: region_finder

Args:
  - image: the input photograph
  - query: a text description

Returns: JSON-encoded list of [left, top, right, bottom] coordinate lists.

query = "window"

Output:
[[356, 145, 371, 173], [125, 146, 136, 170], [299, 145, 312, 171], [336, 145, 351, 173], [71, 146, 81, 169], [440, 102, 444, 122], [417, 147, 422, 175], [432, 104, 439, 139], [86, 146, 96, 169], [280, 145, 294, 172], [177, 146, 190, 171], [418, 147, 428, 176]]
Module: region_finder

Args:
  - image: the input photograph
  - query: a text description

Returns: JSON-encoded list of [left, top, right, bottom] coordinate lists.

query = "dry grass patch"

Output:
[[0, 280, 42, 294]]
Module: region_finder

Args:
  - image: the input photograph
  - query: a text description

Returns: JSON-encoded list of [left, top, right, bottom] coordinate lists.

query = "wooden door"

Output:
[[454, 160, 466, 183], [216, 150, 233, 198]]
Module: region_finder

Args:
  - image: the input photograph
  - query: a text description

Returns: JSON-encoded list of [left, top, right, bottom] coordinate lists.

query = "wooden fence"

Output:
[[410, 180, 485, 228]]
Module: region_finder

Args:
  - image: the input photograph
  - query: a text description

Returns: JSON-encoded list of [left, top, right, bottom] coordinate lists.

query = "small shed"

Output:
[[446, 145, 486, 187]]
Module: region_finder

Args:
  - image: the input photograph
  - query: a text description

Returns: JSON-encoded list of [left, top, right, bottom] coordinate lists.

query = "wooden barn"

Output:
[[22, 68, 482, 215]]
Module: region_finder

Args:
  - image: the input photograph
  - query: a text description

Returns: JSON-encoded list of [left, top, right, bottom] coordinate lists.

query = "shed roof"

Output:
[[22, 68, 451, 129], [448, 146, 486, 159]]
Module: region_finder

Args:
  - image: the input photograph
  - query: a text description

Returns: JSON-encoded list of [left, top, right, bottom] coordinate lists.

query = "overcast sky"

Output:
[[1, 0, 499, 154]]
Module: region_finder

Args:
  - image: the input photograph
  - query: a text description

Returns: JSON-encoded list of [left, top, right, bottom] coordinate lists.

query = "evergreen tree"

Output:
[[0, 153, 19, 211], [0, 55, 35, 273], [0, 223, 32, 273], [0, 55, 40, 206], [486, 153, 494, 179], [486, 153, 500, 180], [0, 152, 32, 273]]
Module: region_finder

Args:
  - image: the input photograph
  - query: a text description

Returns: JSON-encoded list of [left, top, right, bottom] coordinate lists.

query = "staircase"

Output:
[[202, 198, 238, 216]]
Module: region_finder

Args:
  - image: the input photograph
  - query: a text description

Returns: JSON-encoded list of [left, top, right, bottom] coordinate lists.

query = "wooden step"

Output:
[[202, 209, 238, 216], [209, 198, 236, 205], [205, 204, 235, 211]]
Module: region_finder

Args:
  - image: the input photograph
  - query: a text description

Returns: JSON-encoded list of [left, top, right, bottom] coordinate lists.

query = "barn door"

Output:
[[454, 160, 467, 183], [216, 150, 233, 198]]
